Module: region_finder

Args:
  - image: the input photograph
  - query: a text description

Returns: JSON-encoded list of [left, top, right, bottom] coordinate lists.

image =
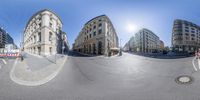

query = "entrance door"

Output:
[[38, 47, 41, 55], [98, 41, 102, 55]]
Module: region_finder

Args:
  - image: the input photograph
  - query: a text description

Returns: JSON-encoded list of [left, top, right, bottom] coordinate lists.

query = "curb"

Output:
[[24, 52, 43, 58], [10, 56, 67, 86]]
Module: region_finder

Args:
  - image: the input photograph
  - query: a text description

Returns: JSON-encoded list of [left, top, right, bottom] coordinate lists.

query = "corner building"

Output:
[[73, 15, 119, 56], [23, 9, 68, 56], [172, 19, 200, 53]]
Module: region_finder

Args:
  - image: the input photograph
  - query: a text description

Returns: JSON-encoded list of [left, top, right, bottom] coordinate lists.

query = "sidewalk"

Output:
[[10, 54, 67, 86], [127, 52, 192, 59], [23, 53, 64, 71]]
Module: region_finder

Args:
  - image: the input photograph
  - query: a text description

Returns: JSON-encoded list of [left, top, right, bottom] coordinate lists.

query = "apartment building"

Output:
[[135, 28, 160, 53], [172, 19, 200, 53]]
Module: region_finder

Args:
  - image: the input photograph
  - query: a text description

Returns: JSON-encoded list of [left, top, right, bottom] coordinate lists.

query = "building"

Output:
[[61, 31, 70, 54], [135, 28, 160, 53], [0, 27, 14, 48], [159, 40, 164, 51], [172, 19, 200, 53], [6, 34, 14, 44], [123, 42, 130, 52], [123, 36, 136, 52], [73, 15, 119, 56], [23, 9, 69, 56], [0, 27, 7, 48], [5, 44, 18, 52]]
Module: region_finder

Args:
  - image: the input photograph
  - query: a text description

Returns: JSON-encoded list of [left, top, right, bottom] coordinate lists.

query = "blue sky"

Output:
[[0, 0, 200, 48]]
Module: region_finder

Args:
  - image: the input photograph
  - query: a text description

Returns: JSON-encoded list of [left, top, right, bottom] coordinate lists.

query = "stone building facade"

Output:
[[23, 9, 69, 56], [73, 15, 119, 56]]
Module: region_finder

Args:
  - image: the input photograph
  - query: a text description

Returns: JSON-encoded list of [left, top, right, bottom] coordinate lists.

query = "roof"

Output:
[[25, 9, 63, 31], [84, 14, 106, 25]]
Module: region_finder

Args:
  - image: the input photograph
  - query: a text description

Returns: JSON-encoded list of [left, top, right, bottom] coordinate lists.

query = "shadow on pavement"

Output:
[[68, 51, 98, 57], [126, 52, 194, 59]]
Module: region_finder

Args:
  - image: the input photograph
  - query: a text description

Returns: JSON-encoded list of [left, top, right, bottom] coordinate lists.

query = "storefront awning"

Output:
[[110, 48, 120, 51]]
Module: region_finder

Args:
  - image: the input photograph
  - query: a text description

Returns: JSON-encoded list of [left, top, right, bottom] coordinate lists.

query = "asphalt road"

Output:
[[0, 52, 200, 100]]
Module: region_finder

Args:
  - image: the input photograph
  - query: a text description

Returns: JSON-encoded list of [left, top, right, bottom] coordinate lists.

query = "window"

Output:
[[98, 23, 102, 27], [39, 23, 41, 27], [93, 25, 96, 29], [89, 34, 91, 38], [38, 32, 41, 42], [98, 29, 102, 34], [49, 32, 52, 41], [49, 47, 52, 55], [185, 23, 189, 26], [191, 34, 195, 37], [191, 31, 195, 33], [93, 31, 96, 36], [185, 30, 189, 32], [107, 32, 109, 36], [34, 35, 36, 43], [49, 23, 53, 28]]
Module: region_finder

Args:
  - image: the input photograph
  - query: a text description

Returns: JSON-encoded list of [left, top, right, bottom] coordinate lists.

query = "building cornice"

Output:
[[25, 9, 63, 31]]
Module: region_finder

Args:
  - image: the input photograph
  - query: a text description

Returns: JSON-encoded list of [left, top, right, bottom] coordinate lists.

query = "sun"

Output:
[[126, 23, 138, 33]]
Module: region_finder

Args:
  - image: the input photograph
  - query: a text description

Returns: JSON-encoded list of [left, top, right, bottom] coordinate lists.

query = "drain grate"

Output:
[[175, 75, 193, 85]]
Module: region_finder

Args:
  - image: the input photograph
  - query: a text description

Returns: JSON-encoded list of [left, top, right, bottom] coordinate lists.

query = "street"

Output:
[[0, 51, 200, 100]]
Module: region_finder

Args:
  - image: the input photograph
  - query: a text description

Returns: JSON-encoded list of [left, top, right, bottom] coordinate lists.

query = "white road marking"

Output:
[[2, 59, 7, 64], [198, 58, 200, 70], [192, 57, 198, 71]]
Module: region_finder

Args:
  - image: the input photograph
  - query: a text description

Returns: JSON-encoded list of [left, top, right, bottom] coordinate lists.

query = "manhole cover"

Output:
[[175, 75, 193, 85]]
